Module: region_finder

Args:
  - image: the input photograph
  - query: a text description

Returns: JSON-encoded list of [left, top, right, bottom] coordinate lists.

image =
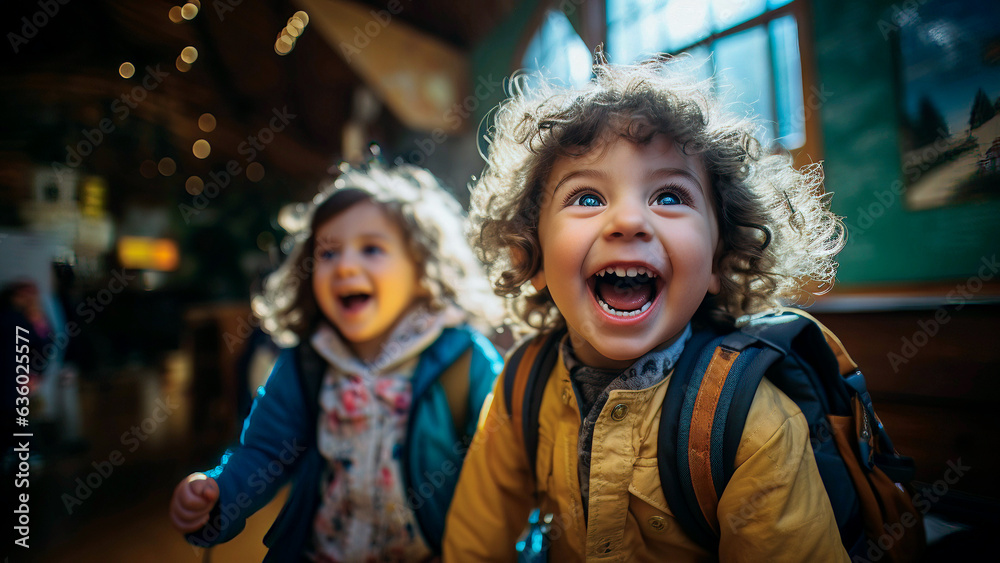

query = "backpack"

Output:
[[503, 309, 924, 562]]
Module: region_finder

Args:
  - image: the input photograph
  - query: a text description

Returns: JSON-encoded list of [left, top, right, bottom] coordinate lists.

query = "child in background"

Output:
[[170, 162, 504, 562], [445, 57, 848, 561]]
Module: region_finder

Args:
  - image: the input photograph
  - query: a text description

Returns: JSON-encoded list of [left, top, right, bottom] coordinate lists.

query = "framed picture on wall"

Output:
[[891, 0, 1000, 211]]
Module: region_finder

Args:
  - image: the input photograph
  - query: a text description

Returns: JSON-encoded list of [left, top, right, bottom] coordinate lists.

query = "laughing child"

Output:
[[170, 162, 503, 561], [444, 57, 848, 561]]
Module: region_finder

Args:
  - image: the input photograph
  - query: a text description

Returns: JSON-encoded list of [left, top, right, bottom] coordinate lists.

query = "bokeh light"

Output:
[[192, 139, 211, 159], [119, 62, 135, 79], [157, 157, 177, 176], [185, 176, 204, 195], [198, 113, 216, 132], [246, 162, 265, 182], [181, 3, 199, 20], [180, 46, 198, 64]]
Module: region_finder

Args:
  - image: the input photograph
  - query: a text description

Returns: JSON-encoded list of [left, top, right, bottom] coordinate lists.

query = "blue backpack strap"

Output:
[[403, 326, 475, 553]]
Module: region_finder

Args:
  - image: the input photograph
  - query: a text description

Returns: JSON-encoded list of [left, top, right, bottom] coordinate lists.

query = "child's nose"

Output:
[[333, 250, 362, 277], [604, 200, 652, 241]]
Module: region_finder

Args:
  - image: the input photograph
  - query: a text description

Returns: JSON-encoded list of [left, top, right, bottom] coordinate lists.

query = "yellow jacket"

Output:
[[444, 345, 849, 562]]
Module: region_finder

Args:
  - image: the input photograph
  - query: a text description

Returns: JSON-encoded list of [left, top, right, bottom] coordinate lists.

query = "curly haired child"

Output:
[[170, 162, 504, 562], [444, 56, 848, 562]]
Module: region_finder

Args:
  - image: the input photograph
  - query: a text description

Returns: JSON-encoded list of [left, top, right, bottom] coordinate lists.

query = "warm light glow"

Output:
[[118, 237, 180, 272], [119, 62, 135, 79], [246, 162, 265, 182], [168, 6, 183, 23], [286, 23, 303, 38], [181, 46, 198, 64], [275, 37, 293, 56], [140, 160, 157, 179], [185, 176, 204, 195], [158, 157, 177, 176], [176, 56, 191, 72], [192, 139, 211, 159], [198, 113, 216, 132], [293, 11, 309, 26], [181, 3, 199, 20]]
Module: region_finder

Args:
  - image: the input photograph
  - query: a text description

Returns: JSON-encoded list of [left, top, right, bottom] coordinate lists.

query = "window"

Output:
[[607, 0, 805, 149], [521, 10, 593, 88]]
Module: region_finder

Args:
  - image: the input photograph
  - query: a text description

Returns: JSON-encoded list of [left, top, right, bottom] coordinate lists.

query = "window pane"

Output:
[[522, 11, 593, 88], [672, 46, 714, 84], [712, 25, 776, 145], [711, 0, 767, 30], [609, 20, 645, 63], [770, 15, 804, 148], [664, 0, 712, 51], [607, 0, 635, 24]]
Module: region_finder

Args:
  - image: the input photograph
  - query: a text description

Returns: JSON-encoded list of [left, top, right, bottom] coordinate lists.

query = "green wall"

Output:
[[812, 0, 1000, 286]]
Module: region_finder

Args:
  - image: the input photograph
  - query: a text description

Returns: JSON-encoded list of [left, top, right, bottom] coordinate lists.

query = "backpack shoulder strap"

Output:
[[658, 313, 805, 551], [295, 341, 326, 433], [501, 329, 565, 483]]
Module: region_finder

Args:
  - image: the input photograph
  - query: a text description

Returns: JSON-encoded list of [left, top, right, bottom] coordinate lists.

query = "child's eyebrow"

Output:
[[551, 169, 611, 194], [645, 167, 703, 187]]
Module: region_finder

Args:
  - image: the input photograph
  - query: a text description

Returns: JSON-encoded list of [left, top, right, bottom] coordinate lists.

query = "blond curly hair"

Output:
[[256, 162, 503, 346], [470, 55, 844, 331]]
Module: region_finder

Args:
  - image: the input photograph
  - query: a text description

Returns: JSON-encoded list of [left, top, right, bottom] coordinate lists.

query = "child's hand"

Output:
[[169, 473, 219, 533]]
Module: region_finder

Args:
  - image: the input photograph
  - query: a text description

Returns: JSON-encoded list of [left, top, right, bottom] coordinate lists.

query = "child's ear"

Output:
[[708, 271, 721, 295], [530, 268, 547, 292]]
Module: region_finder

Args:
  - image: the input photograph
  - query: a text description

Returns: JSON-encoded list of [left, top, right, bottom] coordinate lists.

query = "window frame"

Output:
[[514, 0, 822, 167]]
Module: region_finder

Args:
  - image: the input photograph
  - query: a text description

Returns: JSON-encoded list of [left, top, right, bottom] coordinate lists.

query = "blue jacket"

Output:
[[187, 325, 503, 561]]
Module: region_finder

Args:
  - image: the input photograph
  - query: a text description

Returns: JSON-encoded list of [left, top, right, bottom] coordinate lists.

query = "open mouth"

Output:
[[339, 292, 372, 313], [588, 265, 661, 318]]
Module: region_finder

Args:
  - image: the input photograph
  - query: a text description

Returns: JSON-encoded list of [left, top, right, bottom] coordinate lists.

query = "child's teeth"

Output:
[[626, 267, 637, 277], [614, 266, 627, 277], [597, 295, 653, 317]]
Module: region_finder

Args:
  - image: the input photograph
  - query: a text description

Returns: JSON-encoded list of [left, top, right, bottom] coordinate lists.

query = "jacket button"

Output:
[[648, 516, 667, 531], [610, 404, 628, 421], [561, 389, 570, 404]]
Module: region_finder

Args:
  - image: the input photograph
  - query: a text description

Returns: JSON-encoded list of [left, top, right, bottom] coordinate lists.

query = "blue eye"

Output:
[[317, 248, 339, 261], [362, 244, 384, 256], [654, 192, 682, 206], [571, 193, 602, 207]]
